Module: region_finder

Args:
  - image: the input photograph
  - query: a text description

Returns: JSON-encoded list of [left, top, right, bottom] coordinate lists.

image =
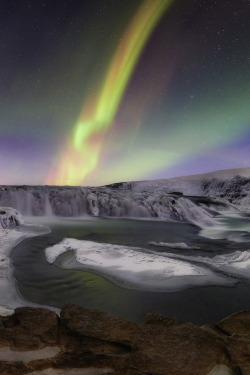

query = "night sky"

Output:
[[1, 0, 250, 185]]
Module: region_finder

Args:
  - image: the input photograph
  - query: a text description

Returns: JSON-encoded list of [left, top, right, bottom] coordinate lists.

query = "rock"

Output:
[[216, 310, 250, 337], [0, 305, 249, 375], [145, 312, 185, 327], [201, 324, 229, 338], [130, 324, 230, 375], [239, 364, 250, 375], [61, 305, 231, 375], [60, 304, 138, 347], [0, 307, 59, 350], [0, 361, 29, 375], [215, 312, 250, 374], [224, 337, 250, 373]]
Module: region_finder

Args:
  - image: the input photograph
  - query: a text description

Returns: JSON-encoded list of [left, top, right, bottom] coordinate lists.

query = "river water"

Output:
[[10, 215, 250, 324]]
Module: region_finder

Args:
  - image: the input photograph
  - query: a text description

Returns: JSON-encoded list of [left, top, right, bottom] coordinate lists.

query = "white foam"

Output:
[[200, 224, 250, 243], [149, 241, 200, 249], [200, 212, 250, 242], [45, 239, 234, 291]]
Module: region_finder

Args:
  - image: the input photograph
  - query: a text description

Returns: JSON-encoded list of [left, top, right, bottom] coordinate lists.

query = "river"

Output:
[[10, 214, 250, 324]]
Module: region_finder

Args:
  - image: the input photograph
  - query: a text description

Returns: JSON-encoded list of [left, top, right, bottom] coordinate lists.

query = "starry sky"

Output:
[[1, 0, 250, 186]]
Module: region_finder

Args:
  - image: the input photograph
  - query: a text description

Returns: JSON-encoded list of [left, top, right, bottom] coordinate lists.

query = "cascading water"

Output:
[[0, 185, 222, 227]]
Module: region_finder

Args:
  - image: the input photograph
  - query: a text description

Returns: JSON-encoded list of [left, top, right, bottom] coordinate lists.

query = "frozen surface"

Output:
[[208, 251, 250, 278], [156, 249, 250, 281], [149, 241, 200, 250], [0, 209, 50, 310], [45, 239, 236, 291]]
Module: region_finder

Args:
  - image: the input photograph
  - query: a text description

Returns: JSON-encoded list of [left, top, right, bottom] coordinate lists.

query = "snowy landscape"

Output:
[[1, 0, 250, 372], [1, 168, 250, 320]]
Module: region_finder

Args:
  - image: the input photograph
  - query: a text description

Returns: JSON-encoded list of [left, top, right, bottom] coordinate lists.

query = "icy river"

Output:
[[9, 213, 250, 324]]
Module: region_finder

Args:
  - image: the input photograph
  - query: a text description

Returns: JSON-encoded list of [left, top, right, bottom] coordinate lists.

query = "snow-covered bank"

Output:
[[0, 207, 51, 311], [45, 238, 236, 292], [149, 241, 200, 250], [0, 206, 24, 228], [149, 248, 250, 282]]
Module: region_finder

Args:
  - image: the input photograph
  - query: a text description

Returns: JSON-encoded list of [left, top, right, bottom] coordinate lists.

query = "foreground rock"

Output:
[[0, 305, 250, 374]]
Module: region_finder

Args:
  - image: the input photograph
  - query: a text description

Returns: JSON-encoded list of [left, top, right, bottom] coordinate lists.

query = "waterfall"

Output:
[[44, 191, 53, 216], [0, 185, 218, 226]]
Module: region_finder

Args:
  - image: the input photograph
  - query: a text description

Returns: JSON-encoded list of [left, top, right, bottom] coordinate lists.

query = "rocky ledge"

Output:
[[0, 305, 250, 375]]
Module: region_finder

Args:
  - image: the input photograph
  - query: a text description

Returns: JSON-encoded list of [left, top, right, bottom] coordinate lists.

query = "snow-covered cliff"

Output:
[[0, 184, 229, 227], [202, 175, 250, 209], [1, 168, 249, 224]]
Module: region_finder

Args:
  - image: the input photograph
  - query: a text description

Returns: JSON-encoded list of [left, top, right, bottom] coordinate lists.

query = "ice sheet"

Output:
[[149, 241, 200, 249], [45, 239, 235, 291], [158, 249, 250, 280]]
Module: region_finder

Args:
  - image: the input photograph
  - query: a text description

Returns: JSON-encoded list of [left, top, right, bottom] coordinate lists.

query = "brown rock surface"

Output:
[[0, 307, 59, 350], [60, 304, 138, 346], [61, 304, 230, 375], [0, 304, 250, 375], [145, 312, 185, 327], [216, 310, 250, 337]]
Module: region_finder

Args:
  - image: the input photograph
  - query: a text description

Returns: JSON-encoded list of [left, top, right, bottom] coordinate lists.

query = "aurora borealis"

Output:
[[1, 0, 250, 186]]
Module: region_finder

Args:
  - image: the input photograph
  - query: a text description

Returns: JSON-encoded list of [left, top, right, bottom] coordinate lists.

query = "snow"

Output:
[[206, 364, 236, 375], [0, 207, 24, 228], [0, 306, 14, 316], [0, 347, 60, 362], [45, 239, 235, 292], [210, 250, 250, 278], [0, 185, 221, 226], [0, 207, 50, 311], [1, 171, 250, 298], [155, 249, 250, 281], [0, 168, 250, 221], [28, 369, 113, 375], [149, 241, 200, 250]]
